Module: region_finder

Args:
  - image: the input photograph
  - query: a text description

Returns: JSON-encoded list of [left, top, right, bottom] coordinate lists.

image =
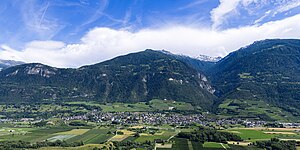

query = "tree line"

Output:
[[0, 140, 83, 149], [177, 126, 243, 143], [255, 138, 296, 150]]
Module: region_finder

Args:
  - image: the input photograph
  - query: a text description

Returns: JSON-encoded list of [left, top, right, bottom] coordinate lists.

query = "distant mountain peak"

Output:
[[158, 49, 222, 62], [0, 59, 24, 66], [155, 49, 220, 72], [196, 55, 222, 62], [0, 59, 24, 71]]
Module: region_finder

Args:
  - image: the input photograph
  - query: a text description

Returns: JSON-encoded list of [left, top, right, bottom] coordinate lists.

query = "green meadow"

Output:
[[81, 99, 195, 112]]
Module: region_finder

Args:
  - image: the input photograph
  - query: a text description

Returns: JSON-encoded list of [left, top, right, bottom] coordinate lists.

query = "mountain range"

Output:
[[0, 50, 216, 110], [0, 39, 299, 121]]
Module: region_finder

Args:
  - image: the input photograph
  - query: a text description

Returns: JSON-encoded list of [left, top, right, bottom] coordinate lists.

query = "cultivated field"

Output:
[[66, 128, 114, 144], [225, 127, 300, 142], [203, 142, 230, 149], [0, 125, 77, 142], [0, 122, 299, 149]]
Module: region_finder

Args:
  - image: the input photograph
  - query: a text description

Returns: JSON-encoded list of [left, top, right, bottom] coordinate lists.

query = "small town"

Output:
[[59, 111, 291, 128]]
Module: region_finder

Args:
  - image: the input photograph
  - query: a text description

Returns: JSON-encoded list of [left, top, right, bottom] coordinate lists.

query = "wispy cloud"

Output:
[[20, 0, 64, 40], [80, 0, 109, 27], [79, 0, 90, 5], [38, 1, 50, 28], [69, 0, 111, 36], [122, 8, 132, 27], [276, 0, 300, 13], [178, 0, 209, 10], [210, 0, 300, 29], [255, 0, 300, 24], [254, 10, 271, 24]]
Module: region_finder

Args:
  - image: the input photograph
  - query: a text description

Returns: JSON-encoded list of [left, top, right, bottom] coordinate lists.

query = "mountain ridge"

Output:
[[0, 50, 216, 110]]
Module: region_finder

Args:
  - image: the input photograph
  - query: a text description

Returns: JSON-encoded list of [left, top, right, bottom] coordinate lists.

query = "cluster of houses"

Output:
[[1, 109, 299, 129], [63, 111, 208, 126], [282, 123, 300, 128], [61, 111, 276, 128]]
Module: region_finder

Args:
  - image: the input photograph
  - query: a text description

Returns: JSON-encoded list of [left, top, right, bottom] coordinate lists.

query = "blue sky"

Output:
[[1, 0, 300, 67], [0, 0, 218, 46]]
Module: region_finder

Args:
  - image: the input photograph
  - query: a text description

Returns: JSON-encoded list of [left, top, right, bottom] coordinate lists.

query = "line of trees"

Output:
[[113, 140, 154, 150], [255, 138, 296, 150], [177, 126, 243, 143], [0, 140, 83, 149]]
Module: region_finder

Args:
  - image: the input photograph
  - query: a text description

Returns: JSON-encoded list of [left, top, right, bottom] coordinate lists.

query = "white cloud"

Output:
[[210, 0, 241, 29], [1, 14, 300, 68], [254, 10, 271, 24], [25, 40, 65, 50]]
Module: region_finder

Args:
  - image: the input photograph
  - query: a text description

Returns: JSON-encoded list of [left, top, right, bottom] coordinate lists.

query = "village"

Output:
[[61, 110, 271, 128]]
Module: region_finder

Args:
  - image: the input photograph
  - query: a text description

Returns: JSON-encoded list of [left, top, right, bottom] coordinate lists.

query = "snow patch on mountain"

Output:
[[159, 50, 222, 62], [196, 55, 222, 62]]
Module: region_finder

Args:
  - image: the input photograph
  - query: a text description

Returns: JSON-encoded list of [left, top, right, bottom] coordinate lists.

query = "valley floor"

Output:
[[0, 100, 298, 149], [0, 122, 299, 149]]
